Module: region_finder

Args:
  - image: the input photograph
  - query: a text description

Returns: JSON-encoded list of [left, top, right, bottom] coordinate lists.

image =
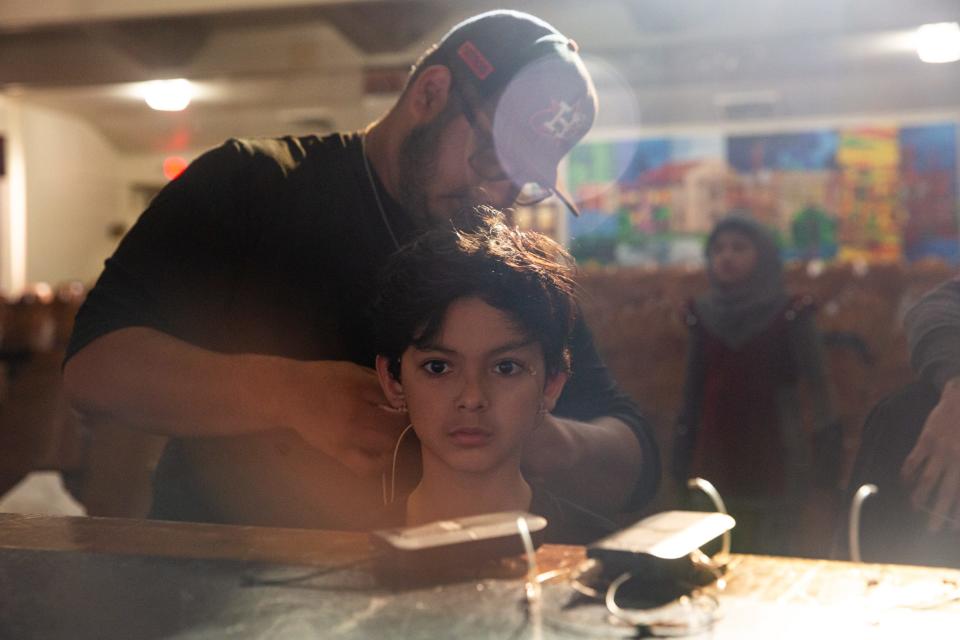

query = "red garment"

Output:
[[689, 299, 803, 499]]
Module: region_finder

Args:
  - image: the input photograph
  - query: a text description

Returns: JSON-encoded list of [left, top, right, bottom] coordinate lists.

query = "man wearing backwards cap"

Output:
[[63, 10, 660, 529]]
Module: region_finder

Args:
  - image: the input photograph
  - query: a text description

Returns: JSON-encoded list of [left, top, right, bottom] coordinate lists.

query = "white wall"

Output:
[[0, 97, 27, 295], [0, 96, 211, 296], [4, 99, 124, 290]]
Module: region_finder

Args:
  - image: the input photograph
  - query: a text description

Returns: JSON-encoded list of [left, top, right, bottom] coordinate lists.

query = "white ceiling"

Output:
[[2, 0, 959, 155]]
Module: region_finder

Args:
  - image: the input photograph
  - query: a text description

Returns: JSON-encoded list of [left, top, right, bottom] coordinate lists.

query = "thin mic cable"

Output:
[[517, 515, 543, 640], [516, 516, 540, 603], [382, 423, 415, 505], [849, 483, 878, 563], [687, 477, 731, 560]]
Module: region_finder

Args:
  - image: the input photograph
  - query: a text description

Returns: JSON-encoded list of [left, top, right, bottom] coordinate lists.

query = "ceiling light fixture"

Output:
[[143, 79, 194, 111], [915, 22, 960, 64]]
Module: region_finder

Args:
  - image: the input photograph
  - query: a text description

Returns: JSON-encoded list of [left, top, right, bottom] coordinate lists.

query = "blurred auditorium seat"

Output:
[[0, 284, 77, 499], [0, 282, 166, 518]]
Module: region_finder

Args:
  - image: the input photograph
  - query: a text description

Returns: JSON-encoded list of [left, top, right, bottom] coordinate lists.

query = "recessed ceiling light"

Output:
[[916, 22, 960, 64], [143, 79, 194, 111]]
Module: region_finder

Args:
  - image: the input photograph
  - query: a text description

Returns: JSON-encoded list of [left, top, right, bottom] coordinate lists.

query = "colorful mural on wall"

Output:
[[563, 122, 958, 265]]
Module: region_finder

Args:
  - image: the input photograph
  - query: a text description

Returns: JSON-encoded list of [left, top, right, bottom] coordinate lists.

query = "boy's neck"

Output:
[[405, 457, 532, 526]]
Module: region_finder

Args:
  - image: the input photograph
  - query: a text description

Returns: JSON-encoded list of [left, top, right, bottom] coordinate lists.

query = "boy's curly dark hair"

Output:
[[371, 207, 577, 380]]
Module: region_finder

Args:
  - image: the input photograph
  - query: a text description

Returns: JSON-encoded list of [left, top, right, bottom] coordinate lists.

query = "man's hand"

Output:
[[521, 413, 578, 481], [521, 414, 642, 513], [275, 360, 409, 478], [901, 377, 960, 532]]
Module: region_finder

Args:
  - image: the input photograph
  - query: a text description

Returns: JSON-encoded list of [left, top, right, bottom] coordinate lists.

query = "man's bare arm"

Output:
[[902, 279, 960, 532], [63, 327, 407, 476], [522, 415, 643, 514], [901, 376, 960, 532]]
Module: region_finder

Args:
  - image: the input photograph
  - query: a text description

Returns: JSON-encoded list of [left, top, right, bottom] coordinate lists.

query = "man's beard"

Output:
[[396, 108, 491, 231], [396, 118, 441, 227]]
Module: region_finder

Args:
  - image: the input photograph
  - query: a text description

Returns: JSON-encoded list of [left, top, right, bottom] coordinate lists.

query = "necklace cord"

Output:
[[361, 133, 401, 251]]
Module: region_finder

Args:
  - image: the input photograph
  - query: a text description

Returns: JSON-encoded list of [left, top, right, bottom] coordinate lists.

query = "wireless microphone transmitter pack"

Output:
[[371, 511, 547, 581], [587, 510, 735, 581]]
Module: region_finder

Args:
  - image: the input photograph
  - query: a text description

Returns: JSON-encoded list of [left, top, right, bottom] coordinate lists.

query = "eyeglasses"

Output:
[[450, 81, 554, 208]]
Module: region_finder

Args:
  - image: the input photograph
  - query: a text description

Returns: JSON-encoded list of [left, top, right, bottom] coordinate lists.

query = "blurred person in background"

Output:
[[62, 10, 659, 529], [673, 215, 840, 555]]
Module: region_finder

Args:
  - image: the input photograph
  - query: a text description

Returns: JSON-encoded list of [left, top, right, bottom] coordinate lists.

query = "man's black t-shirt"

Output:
[[68, 134, 413, 365], [66, 132, 660, 522]]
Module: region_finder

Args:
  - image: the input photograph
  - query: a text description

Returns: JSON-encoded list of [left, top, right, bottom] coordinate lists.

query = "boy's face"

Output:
[[377, 296, 566, 475], [708, 230, 759, 287]]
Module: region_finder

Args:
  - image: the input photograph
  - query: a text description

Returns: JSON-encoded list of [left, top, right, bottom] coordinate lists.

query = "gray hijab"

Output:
[[694, 215, 789, 349]]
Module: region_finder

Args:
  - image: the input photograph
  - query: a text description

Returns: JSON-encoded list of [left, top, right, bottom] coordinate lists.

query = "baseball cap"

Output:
[[429, 10, 597, 216]]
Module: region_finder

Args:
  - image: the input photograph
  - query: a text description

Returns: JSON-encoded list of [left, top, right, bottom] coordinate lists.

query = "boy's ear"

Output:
[[404, 64, 453, 124], [375, 355, 406, 409], [541, 372, 568, 414]]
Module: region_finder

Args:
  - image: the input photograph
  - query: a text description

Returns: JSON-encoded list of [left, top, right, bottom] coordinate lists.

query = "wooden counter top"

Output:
[[2, 512, 958, 639], [0, 512, 373, 566]]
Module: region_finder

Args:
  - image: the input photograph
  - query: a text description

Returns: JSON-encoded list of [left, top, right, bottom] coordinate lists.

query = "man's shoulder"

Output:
[[220, 132, 356, 172]]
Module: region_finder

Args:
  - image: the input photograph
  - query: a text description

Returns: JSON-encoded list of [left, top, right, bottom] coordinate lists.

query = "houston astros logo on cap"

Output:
[[530, 98, 592, 144]]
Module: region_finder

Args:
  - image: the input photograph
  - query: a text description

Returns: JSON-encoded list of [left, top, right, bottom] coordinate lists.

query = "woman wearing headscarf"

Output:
[[673, 215, 838, 555]]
